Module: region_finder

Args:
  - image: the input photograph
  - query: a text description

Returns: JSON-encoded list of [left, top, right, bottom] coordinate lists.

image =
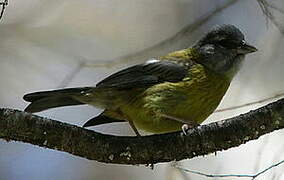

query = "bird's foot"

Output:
[[159, 113, 199, 135], [182, 124, 189, 135], [181, 123, 199, 135], [146, 163, 155, 170]]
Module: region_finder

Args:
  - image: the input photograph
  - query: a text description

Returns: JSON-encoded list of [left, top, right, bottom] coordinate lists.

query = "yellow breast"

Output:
[[121, 64, 231, 133], [174, 64, 231, 123]]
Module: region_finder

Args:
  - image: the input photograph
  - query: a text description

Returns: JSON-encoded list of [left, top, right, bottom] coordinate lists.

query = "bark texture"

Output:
[[0, 98, 283, 165]]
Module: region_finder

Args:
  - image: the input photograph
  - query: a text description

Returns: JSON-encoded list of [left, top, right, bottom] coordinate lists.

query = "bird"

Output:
[[23, 24, 257, 136]]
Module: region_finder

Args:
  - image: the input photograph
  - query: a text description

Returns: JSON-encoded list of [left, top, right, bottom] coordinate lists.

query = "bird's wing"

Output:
[[96, 60, 188, 90]]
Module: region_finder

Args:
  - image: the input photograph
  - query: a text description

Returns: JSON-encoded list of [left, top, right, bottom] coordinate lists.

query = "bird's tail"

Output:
[[23, 87, 92, 113]]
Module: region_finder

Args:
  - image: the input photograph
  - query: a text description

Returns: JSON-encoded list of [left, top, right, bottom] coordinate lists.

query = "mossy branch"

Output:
[[0, 98, 284, 165]]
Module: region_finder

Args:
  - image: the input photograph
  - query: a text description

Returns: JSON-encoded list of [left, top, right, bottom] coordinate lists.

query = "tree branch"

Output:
[[0, 98, 284, 165]]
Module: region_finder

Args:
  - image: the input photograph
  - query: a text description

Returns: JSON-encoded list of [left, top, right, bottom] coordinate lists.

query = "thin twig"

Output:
[[174, 160, 284, 179], [270, 139, 284, 179], [266, 2, 284, 15], [57, 62, 86, 88], [215, 91, 284, 113], [257, 0, 284, 34], [252, 135, 269, 177]]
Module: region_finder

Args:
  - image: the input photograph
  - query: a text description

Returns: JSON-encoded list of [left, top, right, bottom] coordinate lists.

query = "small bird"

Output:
[[23, 25, 257, 136]]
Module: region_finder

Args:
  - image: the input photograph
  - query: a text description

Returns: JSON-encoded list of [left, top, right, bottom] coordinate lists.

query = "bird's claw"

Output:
[[182, 124, 189, 135]]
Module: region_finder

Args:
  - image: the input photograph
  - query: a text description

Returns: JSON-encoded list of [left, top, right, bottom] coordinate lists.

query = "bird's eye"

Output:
[[217, 39, 239, 49]]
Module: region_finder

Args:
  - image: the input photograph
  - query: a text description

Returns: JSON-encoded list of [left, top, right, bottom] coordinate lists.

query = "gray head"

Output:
[[194, 24, 257, 79]]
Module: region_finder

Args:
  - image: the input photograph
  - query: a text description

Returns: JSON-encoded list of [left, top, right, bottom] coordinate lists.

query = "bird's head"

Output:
[[193, 24, 257, 79]]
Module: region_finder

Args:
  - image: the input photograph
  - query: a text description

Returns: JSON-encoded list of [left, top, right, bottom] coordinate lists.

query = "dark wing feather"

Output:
[[83, 113, 125, 127], [96, 60, 188, 89]]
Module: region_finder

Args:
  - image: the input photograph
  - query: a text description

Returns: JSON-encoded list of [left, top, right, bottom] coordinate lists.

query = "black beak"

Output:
[[237, 41, 258, 54]]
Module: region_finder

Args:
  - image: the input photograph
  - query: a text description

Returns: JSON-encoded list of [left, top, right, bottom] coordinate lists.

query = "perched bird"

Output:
[[23, 24, 257, 136]]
